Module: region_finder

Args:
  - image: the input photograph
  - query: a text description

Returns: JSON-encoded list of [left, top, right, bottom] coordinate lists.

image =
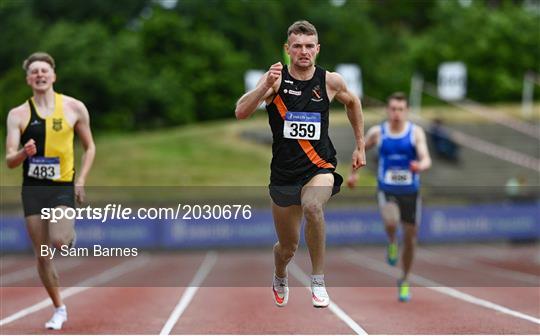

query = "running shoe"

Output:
[[311, 278, 330, 308], [45, 305, 67, 330], [398, 279, 410, 302], [387, 242, 398, 266], [272, 275, 289, 307]]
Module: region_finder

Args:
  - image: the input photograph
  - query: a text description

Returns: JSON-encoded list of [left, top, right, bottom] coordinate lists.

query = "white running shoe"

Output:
[[45, 305, 67, 330], [311, 278, 330, 308], [272, 275, 289, 307]]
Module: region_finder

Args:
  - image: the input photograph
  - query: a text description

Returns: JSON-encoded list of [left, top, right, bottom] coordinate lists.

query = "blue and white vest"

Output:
[[377, 121, 419, 194]]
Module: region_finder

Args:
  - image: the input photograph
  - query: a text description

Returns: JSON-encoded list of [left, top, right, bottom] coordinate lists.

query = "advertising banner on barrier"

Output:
[[1, 202, 538, 252], [74, 219, 160, 248], [420, 202, 539, 242], [0, 218, 29, 252], [160, 209, 275, 248]]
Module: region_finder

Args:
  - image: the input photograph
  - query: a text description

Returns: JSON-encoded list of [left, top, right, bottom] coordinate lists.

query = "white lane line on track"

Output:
[[288, 262, 368, 335], [417, 248, 540, 285], [0, 255, 150, 326], [1, 259, 82, 286], [344, 248, 540, 325], [159, 251, 218, 336]]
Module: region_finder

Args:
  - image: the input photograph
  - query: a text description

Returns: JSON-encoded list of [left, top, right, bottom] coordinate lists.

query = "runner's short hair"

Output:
[[387, 92, 408, 107], [23, 52, 55, 72], [287, 20, 318, 38]]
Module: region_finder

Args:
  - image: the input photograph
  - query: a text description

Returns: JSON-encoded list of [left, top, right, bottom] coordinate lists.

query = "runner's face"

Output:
[[286, 33, 319, 69], [387, 99, 408, 124], [26, 61, 56, 93]]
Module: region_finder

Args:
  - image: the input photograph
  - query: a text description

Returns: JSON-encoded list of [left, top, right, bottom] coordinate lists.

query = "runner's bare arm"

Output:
[[328, 72, 366, 171], [5, 108, 34, 168], [235, 62, 282, 120], [410, 127, 432, 172], [73, 100, 95, 203], [364, 125, 380, 152], [346, 126, 379, 188]]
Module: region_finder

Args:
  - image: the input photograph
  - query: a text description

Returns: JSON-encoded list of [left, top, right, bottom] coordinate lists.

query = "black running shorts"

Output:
[[269, 169, 343, 207], [21, 184, 75, 217], [377, 191, 421, 225]]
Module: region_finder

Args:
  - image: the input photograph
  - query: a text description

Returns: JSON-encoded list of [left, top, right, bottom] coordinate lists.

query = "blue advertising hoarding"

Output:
[[1, 202, 538, 252]]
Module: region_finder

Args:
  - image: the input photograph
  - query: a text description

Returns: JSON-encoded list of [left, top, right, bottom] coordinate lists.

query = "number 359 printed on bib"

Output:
[[283, 111, 321, 140]]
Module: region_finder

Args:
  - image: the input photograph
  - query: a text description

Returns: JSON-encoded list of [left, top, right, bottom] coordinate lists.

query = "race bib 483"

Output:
[[28, 156, 60, 180], [283, 112, 321, 140]]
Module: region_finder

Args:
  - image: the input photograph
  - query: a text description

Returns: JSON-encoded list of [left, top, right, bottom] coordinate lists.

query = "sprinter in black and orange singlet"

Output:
[[5, 52, 95, 330], [235, 21, 366, 308]]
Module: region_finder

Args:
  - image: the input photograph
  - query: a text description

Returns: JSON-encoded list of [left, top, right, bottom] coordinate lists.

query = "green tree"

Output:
[[141, 9, 249, 121], [0, 1, 44, 74], [408, 1, 540, 101], [30, 0, 148, 31]]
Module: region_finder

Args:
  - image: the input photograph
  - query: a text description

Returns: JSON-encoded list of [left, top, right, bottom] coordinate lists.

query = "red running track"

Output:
[[1, 243, 539, 334]]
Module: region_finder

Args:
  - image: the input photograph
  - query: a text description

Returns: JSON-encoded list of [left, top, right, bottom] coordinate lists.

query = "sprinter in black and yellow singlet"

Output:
[[5, 52, 95, 330], [235, 21, 366, 308], [22, 92, 75, 185]]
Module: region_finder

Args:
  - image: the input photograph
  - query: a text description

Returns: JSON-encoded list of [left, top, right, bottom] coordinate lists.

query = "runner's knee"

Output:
[[385, 222, 398, 231], [49, 231, 73, 249], [302, 201, 323, 221], [277, 243, 298, 261]]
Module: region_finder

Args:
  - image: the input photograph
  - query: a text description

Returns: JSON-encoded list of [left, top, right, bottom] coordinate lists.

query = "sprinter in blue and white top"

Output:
[[347, 92, 431, 303], [378, 120, 419, 194]]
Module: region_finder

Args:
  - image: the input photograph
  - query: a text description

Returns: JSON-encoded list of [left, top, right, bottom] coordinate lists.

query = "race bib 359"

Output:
[[283, 112, 321, 140]]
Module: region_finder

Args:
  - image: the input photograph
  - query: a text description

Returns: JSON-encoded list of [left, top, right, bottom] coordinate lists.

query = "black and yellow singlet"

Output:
[[21, 93, 74, 185]]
